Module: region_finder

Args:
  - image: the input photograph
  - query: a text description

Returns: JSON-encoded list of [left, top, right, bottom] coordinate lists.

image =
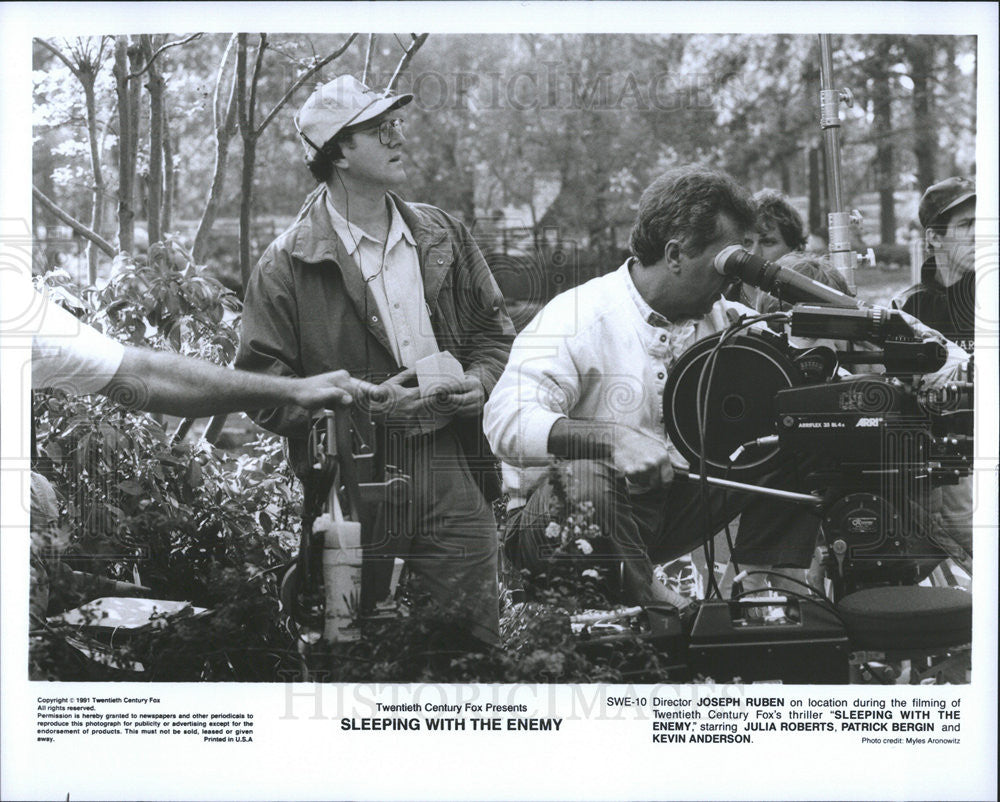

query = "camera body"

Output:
[[662, 304, 973, 597]]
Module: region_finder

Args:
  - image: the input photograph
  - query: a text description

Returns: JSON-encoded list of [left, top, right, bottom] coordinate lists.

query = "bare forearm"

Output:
[[105, 347, 310, 417]]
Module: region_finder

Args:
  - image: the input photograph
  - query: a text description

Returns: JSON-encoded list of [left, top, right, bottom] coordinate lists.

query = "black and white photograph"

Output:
[[2, 2, 997, 800]]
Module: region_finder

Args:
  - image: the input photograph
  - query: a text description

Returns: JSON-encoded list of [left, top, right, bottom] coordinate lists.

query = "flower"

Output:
[[575, 539, 594, 555], [581, 569, 600, 580], [544, 521, 561, 541]]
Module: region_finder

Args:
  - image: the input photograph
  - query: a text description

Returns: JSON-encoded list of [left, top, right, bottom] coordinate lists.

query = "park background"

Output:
[[33, 33, 976, 299]]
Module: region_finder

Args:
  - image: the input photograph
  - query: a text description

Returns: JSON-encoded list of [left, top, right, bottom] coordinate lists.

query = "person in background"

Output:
[[750, 188, 808, 262], [893, 177, 976, 570], [893, 177, 975, 354], [731, 189, 809, 309]]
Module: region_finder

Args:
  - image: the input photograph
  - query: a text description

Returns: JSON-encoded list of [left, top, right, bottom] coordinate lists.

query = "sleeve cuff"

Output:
[[511, 408, 566, 465]]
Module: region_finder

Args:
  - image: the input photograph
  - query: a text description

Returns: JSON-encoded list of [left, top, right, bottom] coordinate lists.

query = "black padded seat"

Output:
[[837, 586, 972, 651]]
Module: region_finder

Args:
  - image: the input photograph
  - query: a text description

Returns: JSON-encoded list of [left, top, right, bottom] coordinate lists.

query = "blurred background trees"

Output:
[[33, 32, 977, 294]]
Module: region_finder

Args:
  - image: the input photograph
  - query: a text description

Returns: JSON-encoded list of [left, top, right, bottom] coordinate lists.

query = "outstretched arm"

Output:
[[103, 348, 375, 417]]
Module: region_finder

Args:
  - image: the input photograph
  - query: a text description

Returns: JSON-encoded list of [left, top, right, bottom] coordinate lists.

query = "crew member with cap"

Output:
[[894, 177, 976, 354], [235, 76, 515, 647], [892, 177, 976, 570]]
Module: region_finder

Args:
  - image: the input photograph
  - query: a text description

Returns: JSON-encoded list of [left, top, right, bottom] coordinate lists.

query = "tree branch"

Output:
[[362, 34, 376, 84], [254, 33, 359, 137], [33, 186, 116, 256], [385, 34, 428, 93], [127, 32, 203, 78], [37, 38, 82, 80], [248, 34, 268, 136], [96, 34, 113, 67], [212, 34, 238, 132]]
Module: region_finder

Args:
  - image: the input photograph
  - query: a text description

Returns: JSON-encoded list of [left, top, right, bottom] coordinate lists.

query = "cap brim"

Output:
[[936, 190, 975, 222], [347, 92, 413, 129]]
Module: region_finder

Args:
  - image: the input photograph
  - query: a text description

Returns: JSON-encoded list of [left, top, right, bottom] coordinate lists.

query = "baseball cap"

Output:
[[294, 75, 413, 158], [918, 176, 976, 229]]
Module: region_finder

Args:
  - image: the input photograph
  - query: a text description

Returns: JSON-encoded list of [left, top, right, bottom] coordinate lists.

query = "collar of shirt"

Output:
[[325, 193, 416, 259], [619, 260, 697, 356]]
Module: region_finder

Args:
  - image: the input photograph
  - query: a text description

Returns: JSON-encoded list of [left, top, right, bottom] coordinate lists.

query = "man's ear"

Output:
[[333, 136, 354, 169], [925, 226, 941, 252], [663, 239, 682, 270]]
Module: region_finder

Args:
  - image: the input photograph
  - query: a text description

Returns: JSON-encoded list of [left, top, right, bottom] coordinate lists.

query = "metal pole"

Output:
[[682, 472, 824, 506], [819, 35, 844, 213], [818, 34, 858, 293]]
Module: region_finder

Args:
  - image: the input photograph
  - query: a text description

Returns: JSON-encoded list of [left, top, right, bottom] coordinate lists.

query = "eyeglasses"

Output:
[[356, 117, 406, 145]]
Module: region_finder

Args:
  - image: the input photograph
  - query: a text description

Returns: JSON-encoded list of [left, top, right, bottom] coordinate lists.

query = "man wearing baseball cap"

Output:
[[893, 177, 976, 573], [236, 75, 515, 648], [894, 176, 976, 353]]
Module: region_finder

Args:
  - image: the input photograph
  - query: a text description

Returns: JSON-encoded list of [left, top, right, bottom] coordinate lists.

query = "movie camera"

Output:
[[667, 245, 974, 593], [575, 246, 974, 683]]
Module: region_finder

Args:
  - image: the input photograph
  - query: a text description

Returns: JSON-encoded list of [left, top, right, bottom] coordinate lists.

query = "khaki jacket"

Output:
[[236, 186, 515, 491]]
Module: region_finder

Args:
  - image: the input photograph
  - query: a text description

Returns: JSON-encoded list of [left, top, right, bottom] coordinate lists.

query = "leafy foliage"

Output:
[[33, 33, 978, 290], [30, 251, 305, 680]]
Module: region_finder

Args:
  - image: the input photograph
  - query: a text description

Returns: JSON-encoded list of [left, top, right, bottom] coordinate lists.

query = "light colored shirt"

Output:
[[326, 193, 438, 368], [483, 261, 758, 507], [25, 288, 126, 394]]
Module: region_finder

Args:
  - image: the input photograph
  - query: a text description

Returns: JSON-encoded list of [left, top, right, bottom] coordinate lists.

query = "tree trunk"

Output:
[[113, 37, 136, 253], [871, 39, 897, 244], [779, 154, 792, 196], [362, 34, 376, 83], [237, 34, 270, 287], [236, 35, 254, 287], [193, 37, 239, 264], [905, 38, 936, 191], [802, 42, 823, 237], [942, 37, 965, 177], [239, 135, 257, 287], [162, 104, 175, 234], [81, 74, 105, 284], [141, 36, 164, 245]]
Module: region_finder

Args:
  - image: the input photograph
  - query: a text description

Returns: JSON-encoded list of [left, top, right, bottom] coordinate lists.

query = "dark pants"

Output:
[[505, 460, 819, 602], [384, 424, 500, 646]]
